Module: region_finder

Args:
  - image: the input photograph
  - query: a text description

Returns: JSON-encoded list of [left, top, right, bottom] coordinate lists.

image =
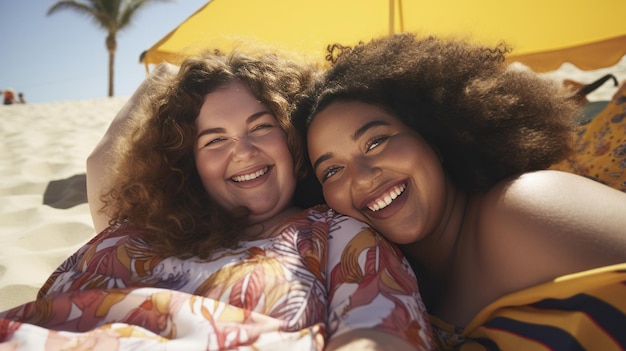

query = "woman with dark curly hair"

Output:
[[299, 34, 626, 350], [0, 49, 436, 350]]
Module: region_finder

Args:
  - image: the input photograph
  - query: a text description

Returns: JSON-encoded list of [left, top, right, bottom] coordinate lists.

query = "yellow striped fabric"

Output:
[[433, 263, 626, 350]]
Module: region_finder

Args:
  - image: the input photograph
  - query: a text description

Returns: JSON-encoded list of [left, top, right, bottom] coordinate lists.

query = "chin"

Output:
[[249, 199, 285, 215], [248, 205, 277, 216]]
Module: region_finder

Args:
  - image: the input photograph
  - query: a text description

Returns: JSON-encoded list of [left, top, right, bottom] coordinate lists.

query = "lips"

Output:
[[359, 181, 409, 221], [364, 182, 407, 212], [231, 166, 270, 182]]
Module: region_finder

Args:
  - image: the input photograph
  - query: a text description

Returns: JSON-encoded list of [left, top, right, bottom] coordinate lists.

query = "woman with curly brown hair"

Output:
[[300, 33, 626, 350], [0, 50, 436, 350]]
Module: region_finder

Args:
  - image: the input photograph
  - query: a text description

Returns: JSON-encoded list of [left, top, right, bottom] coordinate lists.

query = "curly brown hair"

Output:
[[296, 34, 580, 192], [103, 49, 319, 258]]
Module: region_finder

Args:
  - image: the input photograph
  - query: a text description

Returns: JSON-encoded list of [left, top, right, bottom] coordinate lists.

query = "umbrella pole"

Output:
[[398, 0, 404, 32], [389, 0, 394, 34], [389, 0, 404, 35]]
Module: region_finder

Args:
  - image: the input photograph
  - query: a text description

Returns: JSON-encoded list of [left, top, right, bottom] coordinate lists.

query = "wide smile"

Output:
[[365, 182, 407, 212], [231, 166, 270, 183]]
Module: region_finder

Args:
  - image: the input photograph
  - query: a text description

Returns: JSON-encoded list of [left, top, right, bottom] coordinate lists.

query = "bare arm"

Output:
[[86, 63, 178, 233], [326, 329, 419, 351]]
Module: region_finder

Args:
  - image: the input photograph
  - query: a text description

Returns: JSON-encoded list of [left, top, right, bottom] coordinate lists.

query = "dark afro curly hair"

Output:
[[295, 33, 579, 193]]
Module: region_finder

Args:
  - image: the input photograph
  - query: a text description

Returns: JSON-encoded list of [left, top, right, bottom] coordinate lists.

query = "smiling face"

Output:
[[194, 81, 296, 225], [307, 100, 447, 244]]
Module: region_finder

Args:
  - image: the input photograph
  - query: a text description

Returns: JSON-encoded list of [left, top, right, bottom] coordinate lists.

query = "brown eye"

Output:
[[365, 135, 389, 152], [321, 166, 342, 182]]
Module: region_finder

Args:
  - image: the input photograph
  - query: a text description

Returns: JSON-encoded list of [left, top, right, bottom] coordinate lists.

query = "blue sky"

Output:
[[0, 0, 208, 103], [2, 1, 625, 104]]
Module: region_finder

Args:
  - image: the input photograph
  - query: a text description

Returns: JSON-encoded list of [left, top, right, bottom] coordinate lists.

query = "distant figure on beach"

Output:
[[3, 88, 15, 105], [18, 92, 26, 104]]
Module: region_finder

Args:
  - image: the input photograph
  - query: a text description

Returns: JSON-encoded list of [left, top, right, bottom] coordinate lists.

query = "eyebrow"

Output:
[[352, 120, 390, 140], [312, 153, 333, 174], [196, 110, 272, 140], [312, 119, 391, 172]]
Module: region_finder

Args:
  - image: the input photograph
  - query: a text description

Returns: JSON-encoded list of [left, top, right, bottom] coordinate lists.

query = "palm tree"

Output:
[[47, 0, 172, 97]]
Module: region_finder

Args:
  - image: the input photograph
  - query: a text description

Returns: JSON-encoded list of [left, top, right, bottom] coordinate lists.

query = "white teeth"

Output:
[[232, 166, 269, 182], [367, 183, 406, 212]]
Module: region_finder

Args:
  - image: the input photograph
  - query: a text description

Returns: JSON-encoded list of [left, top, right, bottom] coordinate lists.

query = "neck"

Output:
[[400, 181, 469, 306]]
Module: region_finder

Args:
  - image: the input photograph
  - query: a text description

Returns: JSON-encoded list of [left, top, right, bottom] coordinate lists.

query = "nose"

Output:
[[350, 158, 382, 190], [232, 136, 258, 162]]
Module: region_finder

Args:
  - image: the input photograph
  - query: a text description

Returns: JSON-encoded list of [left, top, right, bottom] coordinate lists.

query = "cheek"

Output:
[[395, 137, 442, 178], [272, 137, 296, 173], [322, 182, 357, 217], [195, 152, 225, 186]]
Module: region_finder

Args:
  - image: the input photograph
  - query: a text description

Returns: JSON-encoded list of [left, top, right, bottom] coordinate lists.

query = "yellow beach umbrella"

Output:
[[141, 0, 626, 72]]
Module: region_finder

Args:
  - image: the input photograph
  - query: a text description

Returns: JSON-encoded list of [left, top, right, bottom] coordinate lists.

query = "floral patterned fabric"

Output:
[[0, 206, 435, 350], [550, 82, 626, 191]]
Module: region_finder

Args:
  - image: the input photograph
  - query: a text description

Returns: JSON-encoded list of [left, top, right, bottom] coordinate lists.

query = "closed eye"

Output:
[[203, 136, 227, 147], [365, 135, 389, 152], [250, 123, 275, 132]]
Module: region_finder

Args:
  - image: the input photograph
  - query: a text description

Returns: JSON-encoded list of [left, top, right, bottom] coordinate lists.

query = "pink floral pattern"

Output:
[[0, 206, 435, 350]]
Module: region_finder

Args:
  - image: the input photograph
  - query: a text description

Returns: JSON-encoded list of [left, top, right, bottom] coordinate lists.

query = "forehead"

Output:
[[309, 101, 400, 135], [198, 81, 266, 125]]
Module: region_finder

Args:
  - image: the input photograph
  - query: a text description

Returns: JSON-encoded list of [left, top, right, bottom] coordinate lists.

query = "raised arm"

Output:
[[324, 214, 436, 350], [86, 63, 178, 233]]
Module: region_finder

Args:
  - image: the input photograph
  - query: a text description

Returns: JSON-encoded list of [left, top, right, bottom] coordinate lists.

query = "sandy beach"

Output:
[[0, 97, 127, 311], [1, 56, 626, 312]]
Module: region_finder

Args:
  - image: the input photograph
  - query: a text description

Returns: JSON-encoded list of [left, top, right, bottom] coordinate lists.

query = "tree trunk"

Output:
[[108, 50, 115, 97], [106, 34, 117, 97]]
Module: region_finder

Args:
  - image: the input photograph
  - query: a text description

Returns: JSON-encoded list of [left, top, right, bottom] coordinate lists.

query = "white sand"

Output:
[[1, 57, 626, 312], [0, 97, 127, 311]]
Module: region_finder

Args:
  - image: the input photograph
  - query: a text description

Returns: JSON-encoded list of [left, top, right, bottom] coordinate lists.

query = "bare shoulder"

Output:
[[474, 170, 626, 289], [485, 170, 626, 232]]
